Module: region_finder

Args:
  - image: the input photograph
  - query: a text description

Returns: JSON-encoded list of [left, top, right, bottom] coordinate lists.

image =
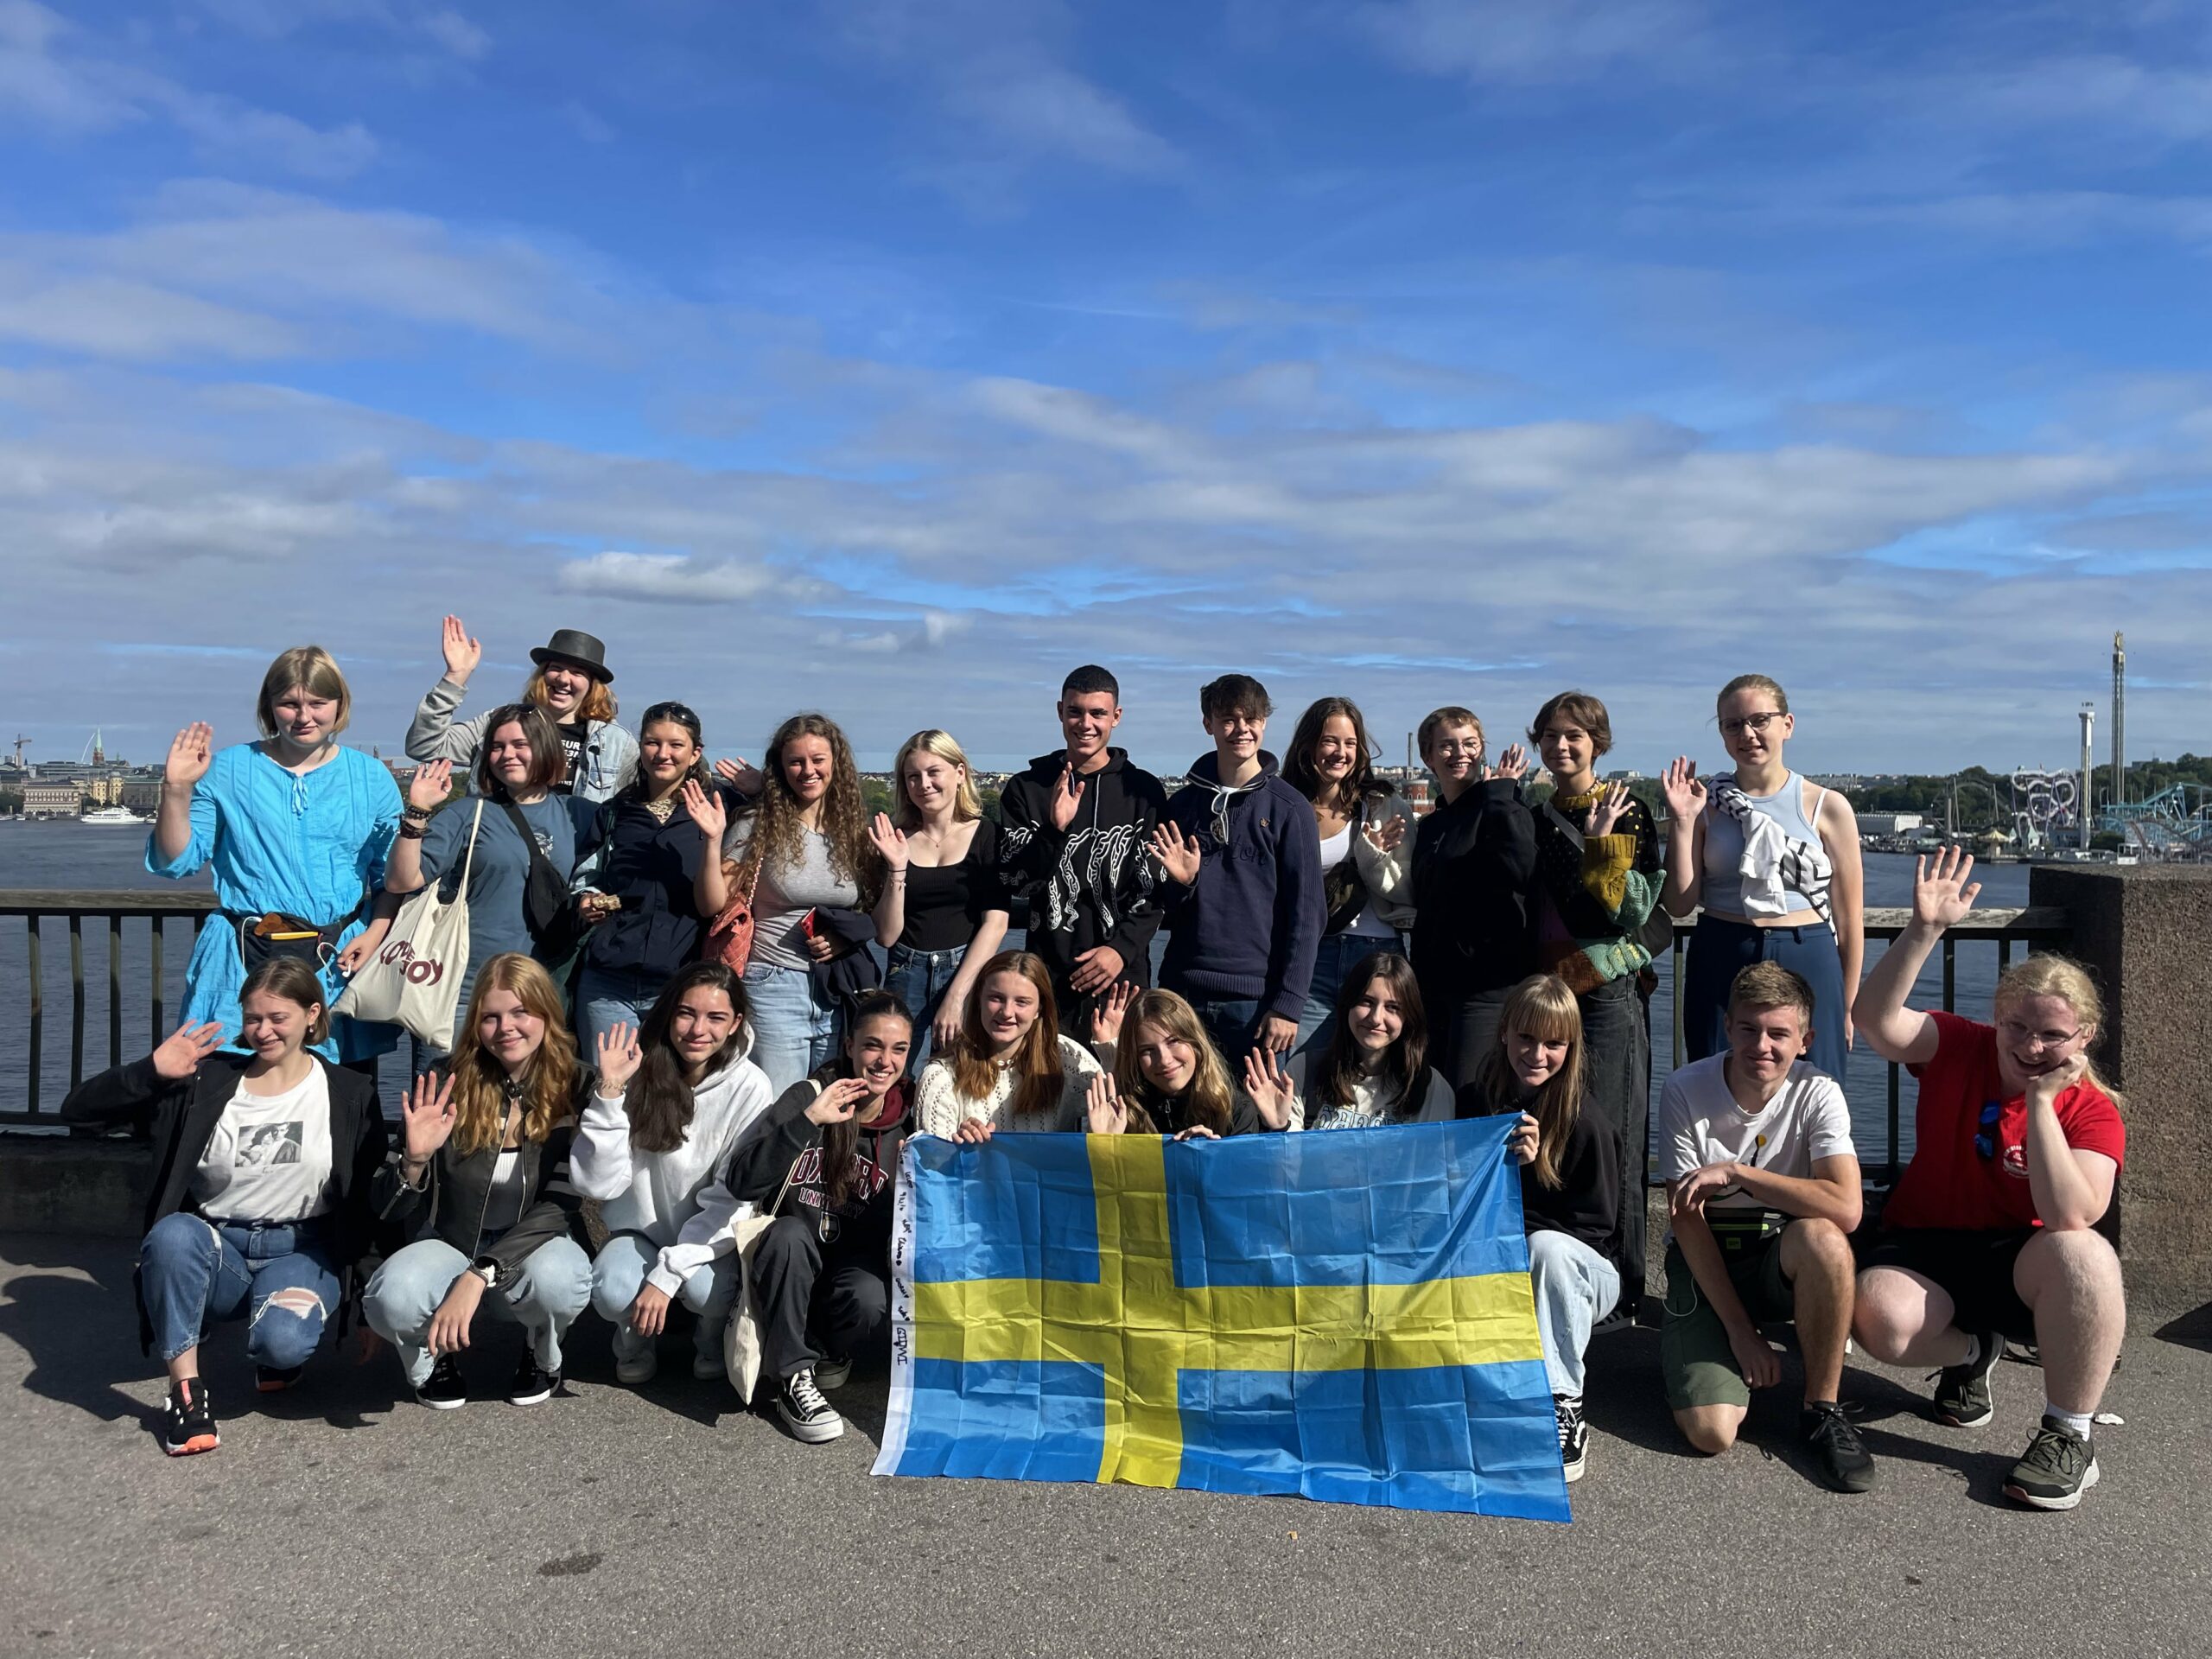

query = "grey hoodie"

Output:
[[406, 675, 639, 802]]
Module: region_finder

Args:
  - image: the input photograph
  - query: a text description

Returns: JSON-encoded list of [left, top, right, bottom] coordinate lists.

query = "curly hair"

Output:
[[728, 712, 881, 905]]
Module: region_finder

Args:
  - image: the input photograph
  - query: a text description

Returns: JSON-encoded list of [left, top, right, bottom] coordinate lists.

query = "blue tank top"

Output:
[[1700, 772, 1829, 916]]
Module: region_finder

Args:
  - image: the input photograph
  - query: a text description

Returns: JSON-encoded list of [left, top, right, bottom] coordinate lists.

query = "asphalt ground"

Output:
[[4, 1233, 2209, 1659]]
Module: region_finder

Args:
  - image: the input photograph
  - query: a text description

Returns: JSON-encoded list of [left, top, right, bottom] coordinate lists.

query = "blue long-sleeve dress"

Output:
[[146, 742, 403, 1063]]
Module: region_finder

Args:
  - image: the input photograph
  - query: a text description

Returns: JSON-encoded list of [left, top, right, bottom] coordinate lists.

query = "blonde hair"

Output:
[[1718, 673, 1789, 716], [1114, 989, 1237, 1136], [447, 954, 579, 1156], [1470, 975, 1586, 1191], [522, 666, 616, 725], [893, 729, 983, 830], [1995, 954, 2120, 1106], [256, 646, 352, 738]]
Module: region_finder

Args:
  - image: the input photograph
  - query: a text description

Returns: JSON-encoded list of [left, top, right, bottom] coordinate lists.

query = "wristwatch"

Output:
[[469, 1255, 501, 1289]]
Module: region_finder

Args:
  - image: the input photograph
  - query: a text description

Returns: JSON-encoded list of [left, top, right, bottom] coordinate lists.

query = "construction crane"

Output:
[[7, 735, 28, 770]]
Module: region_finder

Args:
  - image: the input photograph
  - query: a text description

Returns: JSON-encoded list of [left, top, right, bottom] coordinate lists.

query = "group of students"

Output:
[[66, 623, 2126, 1515]]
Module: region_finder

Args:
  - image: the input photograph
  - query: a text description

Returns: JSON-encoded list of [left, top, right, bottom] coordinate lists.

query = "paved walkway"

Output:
[[3, 1234, 2209, 1659]]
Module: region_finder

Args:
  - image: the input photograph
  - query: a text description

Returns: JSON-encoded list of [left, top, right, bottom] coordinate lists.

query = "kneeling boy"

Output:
[[1659, 963, 1873, 1492]]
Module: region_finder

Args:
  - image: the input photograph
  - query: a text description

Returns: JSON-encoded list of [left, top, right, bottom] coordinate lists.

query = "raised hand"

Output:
[[151, 1020, 228, 1081], [1507, 1110, 1540, 1166], [407, 757, 453, 814], [868, 812, 910, 872], [163, 722, 215, 790], [1660, 757, 1706, 821], [1362, 811, 1407, 855], [440, 614, 482, 685], [401, 1069, 459, 1164], [715, 756, 764, 798], [1084, 1073, 1128, 1136], [806, 1077, 872, 1127], [1584, 781, 1632, 838], [1048, 764, 1087, 832], [1911, 846, 1981, 932], [681, 778, 727, 842], [1089, 980, 1136, 1050], [1242, 1046, 1296, 1130], [1487, 743, 1529, 782], [1149, 821, 1202, 887], [594, 1022, 643, 1096]]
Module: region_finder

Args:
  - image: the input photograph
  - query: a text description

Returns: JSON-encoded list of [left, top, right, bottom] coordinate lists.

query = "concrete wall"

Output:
[[2030, 863, 2212, 1314], [0, 1138, 146, 1239]]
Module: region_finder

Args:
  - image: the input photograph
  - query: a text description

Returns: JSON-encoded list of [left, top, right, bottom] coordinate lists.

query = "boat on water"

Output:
[[79, 806, 149, 826]]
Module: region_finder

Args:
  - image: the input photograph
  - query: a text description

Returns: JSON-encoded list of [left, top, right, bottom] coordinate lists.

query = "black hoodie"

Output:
[[1409, 777, 1537, 1004], [997, 747, 1169, 1004]]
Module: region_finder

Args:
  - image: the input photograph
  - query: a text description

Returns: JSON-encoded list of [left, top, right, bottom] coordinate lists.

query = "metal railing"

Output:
[[1664, 906, 2073, 1185]]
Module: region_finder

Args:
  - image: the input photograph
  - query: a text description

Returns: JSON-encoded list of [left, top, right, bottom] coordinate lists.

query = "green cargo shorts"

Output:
[[1660, 1233, 1796, 1411]]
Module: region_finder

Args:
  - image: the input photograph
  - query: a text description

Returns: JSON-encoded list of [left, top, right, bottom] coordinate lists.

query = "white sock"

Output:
[[2047, 1403, 2094, 1440]]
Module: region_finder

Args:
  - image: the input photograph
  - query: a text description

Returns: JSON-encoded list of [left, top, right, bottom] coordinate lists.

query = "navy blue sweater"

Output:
[[1159, 752, 1325, 1022]]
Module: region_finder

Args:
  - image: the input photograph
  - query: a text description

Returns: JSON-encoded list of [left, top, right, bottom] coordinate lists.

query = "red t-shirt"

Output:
[[1882, 1011, 2125, 1233]]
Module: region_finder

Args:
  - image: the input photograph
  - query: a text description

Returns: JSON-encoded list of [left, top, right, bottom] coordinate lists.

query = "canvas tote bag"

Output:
[[334, 798, 483, 1048], [721, 1109, 807, 1399]]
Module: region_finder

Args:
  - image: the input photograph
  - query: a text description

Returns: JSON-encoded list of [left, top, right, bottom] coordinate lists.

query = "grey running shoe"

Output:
[[2005, 1416, 2100, 1511], [1933, 1331, 2002, 1428], [1802, 1403, 1877, 1493]]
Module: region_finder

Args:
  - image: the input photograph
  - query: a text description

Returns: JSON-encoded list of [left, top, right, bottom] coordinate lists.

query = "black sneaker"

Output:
[[1802, 1403, 1877, 1493], [2005, 1416, 2100, 1510], [776, 1368, 844, 1444], [162, 1377, 219, 1457], [1554, 1394, 1587, 1484], [416, 1355, 467, 1410], [506, 1357, 560, 1408], [256, 1364, 304, 1395], [814, 1353, 853, 1392], [1933, 1330, 2002, 1428]]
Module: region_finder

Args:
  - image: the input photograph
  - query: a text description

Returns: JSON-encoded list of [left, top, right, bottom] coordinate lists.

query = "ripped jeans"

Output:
[[138, 1211, 340, 1370]]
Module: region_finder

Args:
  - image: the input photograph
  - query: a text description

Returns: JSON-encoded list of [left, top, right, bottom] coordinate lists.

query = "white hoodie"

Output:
[[570, 1045, 776, 1297]]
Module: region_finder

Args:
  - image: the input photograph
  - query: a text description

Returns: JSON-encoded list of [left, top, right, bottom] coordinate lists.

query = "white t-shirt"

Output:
[[1658, 1053, 1854, 1214], [192, 1065, 334, 1223]]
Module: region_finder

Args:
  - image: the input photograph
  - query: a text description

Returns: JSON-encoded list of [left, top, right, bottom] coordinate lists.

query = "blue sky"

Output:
[[3, 0, 2209, 776]]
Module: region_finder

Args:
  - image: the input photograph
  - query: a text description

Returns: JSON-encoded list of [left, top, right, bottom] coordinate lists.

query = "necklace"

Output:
[[643, 797, 677, 822]]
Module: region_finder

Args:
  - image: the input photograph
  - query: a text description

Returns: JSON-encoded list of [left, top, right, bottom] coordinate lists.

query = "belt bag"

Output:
[[334, 799, 482, 1048]]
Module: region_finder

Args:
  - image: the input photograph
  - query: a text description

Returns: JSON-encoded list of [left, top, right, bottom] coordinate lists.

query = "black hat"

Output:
[[530, 629, 613, 684]]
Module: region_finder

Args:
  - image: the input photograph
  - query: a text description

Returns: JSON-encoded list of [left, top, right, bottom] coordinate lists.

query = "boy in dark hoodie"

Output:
[[1151, 674, 1325, 1066], [996, 665, 1171, 1028]]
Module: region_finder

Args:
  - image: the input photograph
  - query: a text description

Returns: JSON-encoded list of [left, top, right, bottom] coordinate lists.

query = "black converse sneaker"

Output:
[[1554, 1394, 1587, 1483], [1933, 1330, 2003, 1428], [416, 1354, 467, 1409], [1801, 1402, 1878, 1493], [777, 1367, 844, 1444], [2005, 1416, 2100, 1511], [814, 1353, 853, 1392], [506, 1356, 560, 1408], [162, 1376, 219, 1457]]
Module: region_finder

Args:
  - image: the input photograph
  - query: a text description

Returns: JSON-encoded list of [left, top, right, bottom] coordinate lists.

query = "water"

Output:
[[0, 821, 2033, 1168]]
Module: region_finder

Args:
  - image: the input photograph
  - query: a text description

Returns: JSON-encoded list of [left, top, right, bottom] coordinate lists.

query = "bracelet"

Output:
[[397, 823, 426, 840], [402, 804, 434, 821]]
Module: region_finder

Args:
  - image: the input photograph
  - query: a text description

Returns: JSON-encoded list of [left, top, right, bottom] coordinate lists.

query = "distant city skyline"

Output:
[[5, 4, 2209, 772]]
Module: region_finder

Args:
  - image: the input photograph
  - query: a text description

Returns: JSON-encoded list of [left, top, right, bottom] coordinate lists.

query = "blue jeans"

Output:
[[363, 1236, 593, 1388], [884, 944, 965, 1065], [139, 1211, 340, 1369], [1296, 931, 1398, 1049], [1683, 915, 1848, 1084], [589, 1232, 741, 1366], [575, 963, 670, 1058], [744, 960, 841, 1096], [1180, 995, 1264, 1070], [1529, 1228, 1621, 1397]]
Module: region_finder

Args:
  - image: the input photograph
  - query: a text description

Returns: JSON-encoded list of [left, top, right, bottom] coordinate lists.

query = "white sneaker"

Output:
[[614, 1349, 658, 1386], [690, 1351, 725, 1382]]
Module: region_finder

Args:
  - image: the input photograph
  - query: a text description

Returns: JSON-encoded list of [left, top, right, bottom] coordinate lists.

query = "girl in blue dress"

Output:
[[148, 645, 403, 1068]]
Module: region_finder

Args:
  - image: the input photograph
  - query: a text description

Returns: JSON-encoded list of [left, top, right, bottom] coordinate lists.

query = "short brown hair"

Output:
[[475, 703, 569, 797], [1200, 674, 1272, 721], [256, 646, 352, 738], [1417, 706, 1483, 760], [1718, 674, 1789, 716], [1727, 962, 1815, 1029], [1529, 690, 1611, 758]]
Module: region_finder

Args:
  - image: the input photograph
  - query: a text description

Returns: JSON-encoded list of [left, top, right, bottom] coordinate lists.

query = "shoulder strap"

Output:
[[1540, 798, 1586, 852], [456, 798, 486, 887]]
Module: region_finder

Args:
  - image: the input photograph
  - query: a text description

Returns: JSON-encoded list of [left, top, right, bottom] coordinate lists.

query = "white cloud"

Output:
[[556, 551, 785, 605]]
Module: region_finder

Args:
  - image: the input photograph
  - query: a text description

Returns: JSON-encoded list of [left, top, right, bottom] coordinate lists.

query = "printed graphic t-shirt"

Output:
[[1883, 1011, 2125, 1233], [192, 1065, 334, 1223]]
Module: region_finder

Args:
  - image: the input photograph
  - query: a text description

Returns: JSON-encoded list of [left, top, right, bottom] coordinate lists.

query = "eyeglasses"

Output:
[[1719, 712, 1784, 737], [1996, 1019, 2081, 1052], [1974, 1098, 2004, 1161]]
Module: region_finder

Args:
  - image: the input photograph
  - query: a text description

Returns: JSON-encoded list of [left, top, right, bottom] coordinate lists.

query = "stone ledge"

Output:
[[0, 1138, 147, 1239]]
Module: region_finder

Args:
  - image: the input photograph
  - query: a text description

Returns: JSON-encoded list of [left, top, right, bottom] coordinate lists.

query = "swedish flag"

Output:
[[871, 1116, 1571, 1521]]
